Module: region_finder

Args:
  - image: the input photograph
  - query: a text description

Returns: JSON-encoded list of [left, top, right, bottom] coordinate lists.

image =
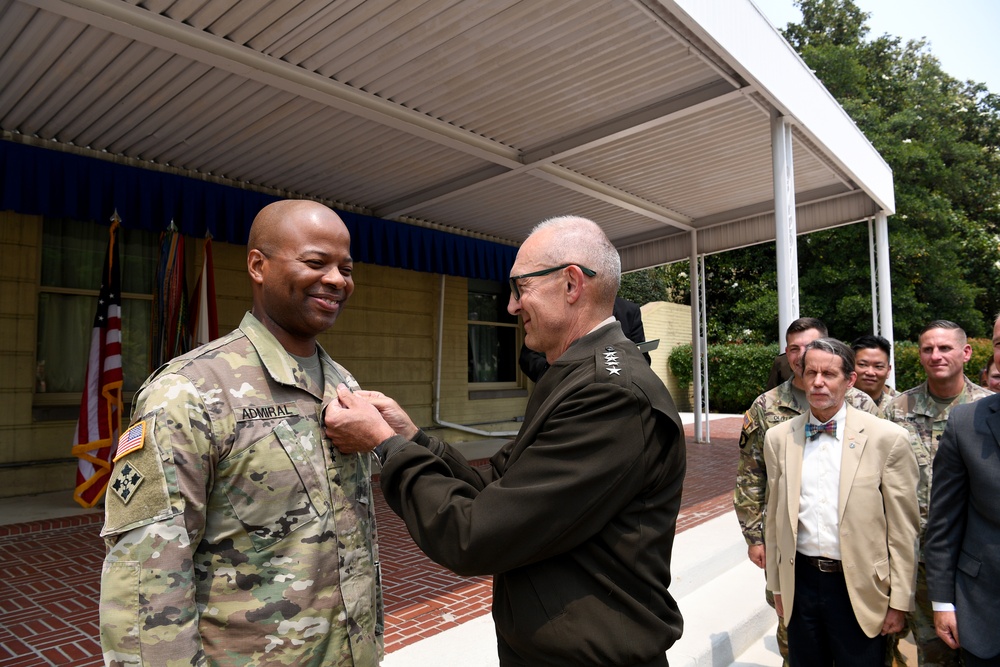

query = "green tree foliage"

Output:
[[785, 0, 1000, 342], [667, 342, 779, 413], [628, 0, 1000, 346]]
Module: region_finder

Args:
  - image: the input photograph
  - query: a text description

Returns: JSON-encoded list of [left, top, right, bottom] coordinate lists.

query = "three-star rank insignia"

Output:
[[603, 346, 623, 376], [110, 462, 145, 505]]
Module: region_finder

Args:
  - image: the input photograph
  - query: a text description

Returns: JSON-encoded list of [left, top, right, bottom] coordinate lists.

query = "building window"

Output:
[[35, 218, 159, 401], [467, 279, 518, 384]]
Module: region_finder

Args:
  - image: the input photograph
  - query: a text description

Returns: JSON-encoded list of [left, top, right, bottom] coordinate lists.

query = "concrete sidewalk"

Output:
[[383, 509, 784, 667]]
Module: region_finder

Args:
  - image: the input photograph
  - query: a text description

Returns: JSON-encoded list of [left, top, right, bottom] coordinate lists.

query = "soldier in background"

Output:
[[886, 320, 991, 667], [852, 334, 897, 408], [99, 200, 383, 666], [735, 317, 883, 664]]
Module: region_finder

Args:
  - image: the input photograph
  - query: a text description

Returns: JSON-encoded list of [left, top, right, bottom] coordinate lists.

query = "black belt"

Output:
[[799, 553, 843, 573]]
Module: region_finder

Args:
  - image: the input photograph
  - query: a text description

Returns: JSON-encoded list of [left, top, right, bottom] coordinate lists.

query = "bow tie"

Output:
[[805, 420, 837, 439]]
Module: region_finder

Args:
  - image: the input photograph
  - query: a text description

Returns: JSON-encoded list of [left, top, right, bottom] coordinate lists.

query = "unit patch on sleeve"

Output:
[[110, 461, 145, 505], [113, 422, 146, 462]]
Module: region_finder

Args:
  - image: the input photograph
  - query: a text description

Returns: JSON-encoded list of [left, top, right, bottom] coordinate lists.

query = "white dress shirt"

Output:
[[796, 403, 847, 560]]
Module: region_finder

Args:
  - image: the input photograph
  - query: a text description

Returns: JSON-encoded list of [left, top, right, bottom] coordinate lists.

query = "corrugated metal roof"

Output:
[[0, 0, 892, 270]]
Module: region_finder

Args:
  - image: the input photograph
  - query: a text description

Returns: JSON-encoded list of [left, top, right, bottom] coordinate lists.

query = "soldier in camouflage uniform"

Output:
[[736, 318, 884, 664], [100, 200, 383, 667], [886, 320, 991, 667], [852, 334, 898, 410]]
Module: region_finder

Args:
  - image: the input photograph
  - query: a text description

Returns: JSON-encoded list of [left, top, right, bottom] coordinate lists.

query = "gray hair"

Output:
[[529, 216, 621, 302], [801, 337, 855, 377]]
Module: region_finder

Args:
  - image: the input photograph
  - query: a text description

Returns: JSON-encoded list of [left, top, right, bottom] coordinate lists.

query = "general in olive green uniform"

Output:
[[100, 313, 383, 666]]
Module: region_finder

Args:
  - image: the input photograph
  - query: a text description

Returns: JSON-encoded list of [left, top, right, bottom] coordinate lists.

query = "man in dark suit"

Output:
[[764, 337, 919, 666], [325, 215, 685, 666], [924, 317, 1000, 666]]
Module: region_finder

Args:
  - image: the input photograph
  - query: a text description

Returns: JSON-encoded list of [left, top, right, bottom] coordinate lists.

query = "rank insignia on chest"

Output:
[[110, 462, 145, 505], [113, 422, 146, 462]]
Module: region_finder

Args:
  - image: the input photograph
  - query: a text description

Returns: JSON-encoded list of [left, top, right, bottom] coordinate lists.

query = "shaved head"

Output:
[[248, 199, 331, 257], [508, 215, 621, 362], [527, 215, 621, 305], [246, 200, 354, 355]]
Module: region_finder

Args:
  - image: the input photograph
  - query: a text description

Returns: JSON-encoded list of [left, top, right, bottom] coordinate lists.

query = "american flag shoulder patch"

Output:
[[114, 422, 146, 462]]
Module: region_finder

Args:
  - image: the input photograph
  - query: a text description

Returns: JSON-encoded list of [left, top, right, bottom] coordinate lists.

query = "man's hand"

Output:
[[353, 389, 419, 440], [881, 607, 906, 635], [933, 610, 960, 649], [774, 593, 783, 619], [748, 544, 766, 569], [324, 385, 396, 454]]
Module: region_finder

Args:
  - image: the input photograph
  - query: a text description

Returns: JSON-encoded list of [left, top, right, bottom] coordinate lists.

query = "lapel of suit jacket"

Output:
[[839, 406, 868, 523], [785, 416, 806, 531]]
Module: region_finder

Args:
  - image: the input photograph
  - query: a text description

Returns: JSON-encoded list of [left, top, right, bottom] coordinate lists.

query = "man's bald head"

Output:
[[246, 200, 353, 355], [248, 200, 334, 258], [525, 215, 621, 307]]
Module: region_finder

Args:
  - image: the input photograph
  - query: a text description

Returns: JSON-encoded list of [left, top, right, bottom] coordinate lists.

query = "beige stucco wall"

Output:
[[641, 300, 693, 412], [0, 211, 524, 499]]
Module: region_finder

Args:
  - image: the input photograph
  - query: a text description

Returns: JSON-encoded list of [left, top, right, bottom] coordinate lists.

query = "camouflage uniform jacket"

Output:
[[100, 312, 383, 667], [734, 378, 882, 545], [885, 376, 992, 550], [874, 385, 897, 410]]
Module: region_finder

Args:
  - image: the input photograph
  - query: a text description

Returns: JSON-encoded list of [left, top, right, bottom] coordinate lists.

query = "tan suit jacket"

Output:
[[764, 405, 919, 637]]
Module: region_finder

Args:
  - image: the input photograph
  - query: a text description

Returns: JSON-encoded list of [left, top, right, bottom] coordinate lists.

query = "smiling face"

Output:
[[507, 229, 570, 361], [854, 347, 891, 399], [786, 327, 823, 381], [918, 327, 971, 393], [249, 203, 354, 355]]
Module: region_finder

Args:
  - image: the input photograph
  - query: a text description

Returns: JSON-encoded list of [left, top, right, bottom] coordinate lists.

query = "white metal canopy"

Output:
[[0, 0, 892, 263], [0, 0, 897, 440]]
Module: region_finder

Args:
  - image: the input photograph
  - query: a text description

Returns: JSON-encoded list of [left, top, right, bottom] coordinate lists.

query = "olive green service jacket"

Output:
[[379, 322, 686, 667]]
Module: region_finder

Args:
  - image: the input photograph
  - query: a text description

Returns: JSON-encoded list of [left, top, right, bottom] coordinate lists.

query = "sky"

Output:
[[751, 0, 1000, 95]]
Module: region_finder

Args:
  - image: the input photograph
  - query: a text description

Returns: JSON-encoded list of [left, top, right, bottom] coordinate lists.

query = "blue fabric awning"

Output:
[[2, 140, 516, 282]]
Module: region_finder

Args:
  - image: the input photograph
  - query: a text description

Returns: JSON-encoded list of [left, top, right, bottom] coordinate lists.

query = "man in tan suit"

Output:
[[765, 337, 920, 666]]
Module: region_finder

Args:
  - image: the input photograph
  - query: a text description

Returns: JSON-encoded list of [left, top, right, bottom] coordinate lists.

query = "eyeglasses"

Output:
[[508, 264, 596, 301]]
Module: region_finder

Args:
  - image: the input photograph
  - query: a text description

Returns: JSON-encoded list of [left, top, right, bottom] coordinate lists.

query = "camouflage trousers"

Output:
[[909, 562, 961, 667], [765, 587, 790, 666]]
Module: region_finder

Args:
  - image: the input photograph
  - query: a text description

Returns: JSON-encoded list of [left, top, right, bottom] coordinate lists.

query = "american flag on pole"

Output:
[[72, 213, 124, 508], [190, 232, 219, 347]]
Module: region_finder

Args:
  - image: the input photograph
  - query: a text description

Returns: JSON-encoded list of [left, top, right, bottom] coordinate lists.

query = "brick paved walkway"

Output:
[[0, 418, 740, 666]]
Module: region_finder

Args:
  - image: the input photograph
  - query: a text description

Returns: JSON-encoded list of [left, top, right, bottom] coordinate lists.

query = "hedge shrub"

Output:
[[668, 337, 994, 414]]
